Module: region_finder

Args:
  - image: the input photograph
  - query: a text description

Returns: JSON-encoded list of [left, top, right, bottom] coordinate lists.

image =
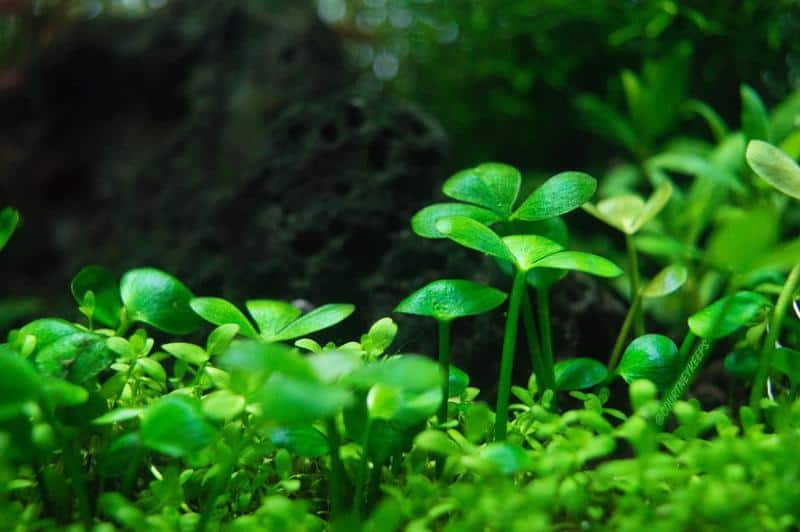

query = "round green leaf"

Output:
[[514, 171, 597, 221], [362, 317, 398, 356], [435, 216, 514, 263], [270, 303, 355, 342], [531, 251, 623, 278], [245, 300, 302, 339], [476, 442, 533, 475], [641, 264, 688, 298], [70, 266, 122, 327], [190, 297, 259, 339], [448, 365, 470, 397], [746, 140, 800, 200], [35, 331, 114, 384], [269, 425, 329, 457], [308, 350, 363, 383], [0, 206, 19, 252], [254, 374, 352, 425], [202, 390, 246, 421], [141, 395, 216, 457], [501, 235, 564, 272], [688, 291, 771, 340], [12, 318, 80, 353], [616, 334, 679, 390], [395, 279, 506, 321], [553, 358, 609, 391], [120, 268, 201, 335], [442, 163, 521, 216], [162, 342, 209, 366], [411, 203, 502, 238]]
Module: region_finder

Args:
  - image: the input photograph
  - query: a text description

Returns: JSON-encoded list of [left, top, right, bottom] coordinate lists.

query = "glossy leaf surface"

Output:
[[270, 303, 355, 341], [395, 279, 506, 321], [532, 251, 623, 277], [641, 264, 688, 298], [411, 203, 502, 238], [688, 291, 771, 339], [554, 358, 609, 391], [746, 140, 800, 200], [190, 298, 259, 339], [435, 216, 514, 263], [120, 268, 201, 334], [245, 300, 302, 339], [443, 163, 521, 216], [514, 171, 597, 221], [617, 334, 680, 390]]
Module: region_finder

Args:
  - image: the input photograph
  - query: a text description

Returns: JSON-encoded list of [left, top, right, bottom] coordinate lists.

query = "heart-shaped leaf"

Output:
[[435, 216, 514, 263], [554, 358, 609, 391], [254, 374, 352, 425], [411, 203, 502, 238], [190, 297, 259, 339], [0, 207, 19, 252], [70, 266, 122, 328], [270, 303, 355, 342], [514, 171, 597, 221], [531, 251, 623, 278], [120, 268, 201, 335], [641, 264, 688, 298], [442, 163, 521, 216], [616, 334, 680, 390], [688, 291, 771, 340], [746, 140, 800, 200], [395, 279, 506, 322], [502, 235, 564, 272], [141, 395, 216, 457], [245, 300, 302, 339]]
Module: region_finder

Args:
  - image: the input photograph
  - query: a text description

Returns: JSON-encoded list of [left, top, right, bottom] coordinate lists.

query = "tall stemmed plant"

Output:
[[745, 140, 800, 412], [432, 215, 621, 440], [583, 182, 673, 336]]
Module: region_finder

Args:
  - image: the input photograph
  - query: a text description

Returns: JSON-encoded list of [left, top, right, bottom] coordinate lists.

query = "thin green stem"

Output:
[[325, 418, 345, 522], [536, 286, 554, 386], [608, 293, 642, 372], [677, 331, 697, 362], [354, 418, 372, 519], [521, 289, 549, 390], [749, 264, 800, 412], [626, 234, 645, 336], [494, 270, 527, 441], [437, 320, 451, 425], [656, 338, 714, 428]]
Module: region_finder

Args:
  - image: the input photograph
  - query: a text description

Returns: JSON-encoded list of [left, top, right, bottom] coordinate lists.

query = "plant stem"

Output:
[[536, 286, 555, 386], [437, 320, 451, 425], [494, 269, 527, 441], [354, 418, 372, 519], [608, 293, 642, 372], [521, 289, 549, 390], [325, 418, 345, 522], [655, 338, 714, 428], [677, 331, 697, 362], [626, 234, 645, 336], [749, 264, 800, 412]]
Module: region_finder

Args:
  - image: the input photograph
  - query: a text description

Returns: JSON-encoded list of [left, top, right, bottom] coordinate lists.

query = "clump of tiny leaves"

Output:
[[1, 81, 800, 530]]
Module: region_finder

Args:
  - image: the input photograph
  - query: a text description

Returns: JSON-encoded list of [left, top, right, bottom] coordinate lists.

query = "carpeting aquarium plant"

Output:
[[2, 76, 800, 531]]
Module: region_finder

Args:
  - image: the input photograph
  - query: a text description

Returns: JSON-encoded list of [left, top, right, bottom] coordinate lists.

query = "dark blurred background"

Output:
[[1, 0, 798, 392]]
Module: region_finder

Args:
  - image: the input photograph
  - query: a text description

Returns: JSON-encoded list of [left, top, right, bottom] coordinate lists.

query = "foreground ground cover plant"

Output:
[[2, 78, 800, 531]]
